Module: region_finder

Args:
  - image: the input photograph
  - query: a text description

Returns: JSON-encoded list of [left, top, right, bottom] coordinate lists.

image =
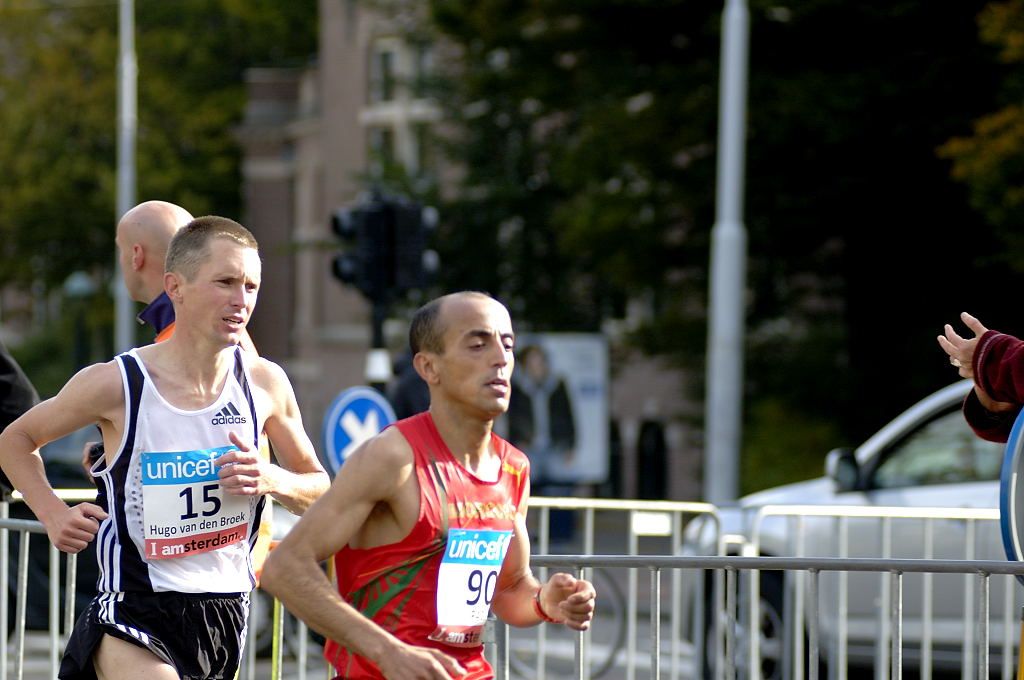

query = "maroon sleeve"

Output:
[[962, 389, 1020, 443], [964, 330, 1024, 441], [973, 331, 1024, 404]]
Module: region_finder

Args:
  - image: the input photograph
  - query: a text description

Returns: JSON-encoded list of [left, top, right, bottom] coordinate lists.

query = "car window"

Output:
[[871, 408, 1003, 489]]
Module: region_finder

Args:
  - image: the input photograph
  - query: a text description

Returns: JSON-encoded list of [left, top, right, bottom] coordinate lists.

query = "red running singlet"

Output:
[[324, 412, 530, 680]]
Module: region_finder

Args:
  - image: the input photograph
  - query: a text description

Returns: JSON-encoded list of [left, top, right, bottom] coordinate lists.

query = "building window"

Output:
[[361, 36, 440, 178], [369, 47, 396, 104], [412, 42, 434, 100]]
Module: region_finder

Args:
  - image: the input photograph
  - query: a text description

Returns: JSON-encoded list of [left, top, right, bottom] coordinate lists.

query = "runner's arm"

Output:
[[490, 482, 596, 631], [0, 363, 118, 551], [230, 359, 328, 514], [261, 430, 466, 679]]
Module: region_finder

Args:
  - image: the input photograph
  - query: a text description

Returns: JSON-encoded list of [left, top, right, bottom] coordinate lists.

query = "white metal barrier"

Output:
[[749, 504, 1013, 680], [526, 497, 722, 680], [0, 492, 87, 680], [0, 495, 719, 679], [525, 553, 1024, 680], [4, 496, 1020, 680]]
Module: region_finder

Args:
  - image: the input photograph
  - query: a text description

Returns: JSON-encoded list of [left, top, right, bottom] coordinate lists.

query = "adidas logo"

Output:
[[211, 402, 248, 425]]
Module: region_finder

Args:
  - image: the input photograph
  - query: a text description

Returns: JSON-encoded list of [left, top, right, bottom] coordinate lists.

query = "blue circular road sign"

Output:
[[321, 386, 396, 474]]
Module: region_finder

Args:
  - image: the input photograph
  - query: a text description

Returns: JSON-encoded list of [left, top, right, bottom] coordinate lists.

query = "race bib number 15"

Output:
[[141, 447, 250, 560], [430, 528, 512, 647]]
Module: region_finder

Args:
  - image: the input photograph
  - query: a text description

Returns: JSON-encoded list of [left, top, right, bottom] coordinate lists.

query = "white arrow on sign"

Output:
[[340, 409, 380, 460]]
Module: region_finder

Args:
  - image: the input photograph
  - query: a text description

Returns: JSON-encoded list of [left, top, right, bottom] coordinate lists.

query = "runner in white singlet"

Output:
[[0, 216, 329, 680]]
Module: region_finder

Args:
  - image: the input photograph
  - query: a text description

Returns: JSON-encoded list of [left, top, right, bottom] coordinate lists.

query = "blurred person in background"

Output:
[[387, 349, 431, 419], [0, 338, 39, 490], [507, 343, 577, 540], [507, 344, 576, 488]]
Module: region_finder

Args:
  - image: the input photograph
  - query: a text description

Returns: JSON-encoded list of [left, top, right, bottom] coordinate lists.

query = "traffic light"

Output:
[[329, 194, 439, 304], [330, 201, 391, 303], [392, 200, 439, 294]]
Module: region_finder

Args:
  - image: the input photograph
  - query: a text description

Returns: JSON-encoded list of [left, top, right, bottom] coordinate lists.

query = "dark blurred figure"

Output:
[[0, 337, 95, 631], [387, 350, 431, 419], [0, 338, 38, 490], [636, 419, 667, 499], [604, 420, 622, 498]]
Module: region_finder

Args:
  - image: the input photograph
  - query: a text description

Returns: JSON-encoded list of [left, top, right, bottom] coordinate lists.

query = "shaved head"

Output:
[[116, 201, 194, 303], [409, 291, 500, 355]]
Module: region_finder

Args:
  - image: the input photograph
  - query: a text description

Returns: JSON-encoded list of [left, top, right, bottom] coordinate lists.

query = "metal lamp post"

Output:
[[704, 0, 749, 505], [114, 0, 137, 353]]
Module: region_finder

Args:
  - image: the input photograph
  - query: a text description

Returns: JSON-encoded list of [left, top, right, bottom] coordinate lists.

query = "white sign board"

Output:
[[498, 333, 608, 485]]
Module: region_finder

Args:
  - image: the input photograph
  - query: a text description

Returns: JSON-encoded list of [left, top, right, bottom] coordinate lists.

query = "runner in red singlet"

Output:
[[262, 291, 596, 679]]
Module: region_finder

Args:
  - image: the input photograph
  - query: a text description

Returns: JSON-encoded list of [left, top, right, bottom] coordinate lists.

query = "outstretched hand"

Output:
[[540, 572, 597, 631], [938, 311, 1015, 413], [937, 311, 988, 380]]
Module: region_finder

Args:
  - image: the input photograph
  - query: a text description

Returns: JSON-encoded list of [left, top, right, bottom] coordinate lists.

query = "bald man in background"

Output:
[[115, 201, 191, 341]]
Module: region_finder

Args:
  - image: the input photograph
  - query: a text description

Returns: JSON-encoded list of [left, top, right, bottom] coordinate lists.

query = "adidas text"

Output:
[[211, 415, 248, 425]]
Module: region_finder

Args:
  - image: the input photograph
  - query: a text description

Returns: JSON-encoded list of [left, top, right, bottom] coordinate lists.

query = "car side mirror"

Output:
[[825, 447, 859, 492]]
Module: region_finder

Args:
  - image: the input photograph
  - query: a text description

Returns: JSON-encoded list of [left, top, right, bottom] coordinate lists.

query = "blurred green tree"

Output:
[[428, 0, 716, 334], [0, 0, 315, 392], [0, 0, 317, 293], [940, 0, 1024, 271], [426, 0, 1015, 492]]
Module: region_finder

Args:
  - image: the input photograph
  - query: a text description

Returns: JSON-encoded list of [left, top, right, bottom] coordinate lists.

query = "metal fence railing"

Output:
[[525, 497, 722, 680], [521, 554, 1024, 680], [749, 505, 1011, 680], [4, 497, 1022, 680], [0, 508, 79, 680], [0, 495, 722, 680]]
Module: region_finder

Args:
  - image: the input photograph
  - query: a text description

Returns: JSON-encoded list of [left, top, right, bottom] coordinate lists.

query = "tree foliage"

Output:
[[940, 0, 1024, 271], [429, 0, 718, 332], [0, 4, 118, 291], [0, 0, 317, 294], [0, 0, 315, 393], [427, 0, 1018, 490]]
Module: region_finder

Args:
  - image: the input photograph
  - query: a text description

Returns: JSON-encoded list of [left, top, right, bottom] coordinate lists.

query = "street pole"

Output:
[[704, 0, 749, 505], [366, 300, 392, 393], [114, 0, 137, 353]]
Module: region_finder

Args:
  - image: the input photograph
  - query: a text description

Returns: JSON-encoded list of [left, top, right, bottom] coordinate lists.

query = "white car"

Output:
[[683, 379, 1012, 678]]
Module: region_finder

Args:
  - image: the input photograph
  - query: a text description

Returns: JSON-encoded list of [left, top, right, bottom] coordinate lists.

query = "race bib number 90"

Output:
[[430, 529, 512, 647], [141, 447, 250, 560]]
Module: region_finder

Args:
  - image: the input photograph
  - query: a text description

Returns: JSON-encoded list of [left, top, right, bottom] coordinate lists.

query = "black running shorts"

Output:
[[59, 591, 249, 680]]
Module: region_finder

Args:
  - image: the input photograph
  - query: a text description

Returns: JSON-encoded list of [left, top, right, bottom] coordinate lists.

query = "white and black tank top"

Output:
[[91, 347, 265, 594]]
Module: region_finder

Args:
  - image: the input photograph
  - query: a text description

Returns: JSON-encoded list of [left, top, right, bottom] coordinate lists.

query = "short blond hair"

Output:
[[165, 216, 258, 280]]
